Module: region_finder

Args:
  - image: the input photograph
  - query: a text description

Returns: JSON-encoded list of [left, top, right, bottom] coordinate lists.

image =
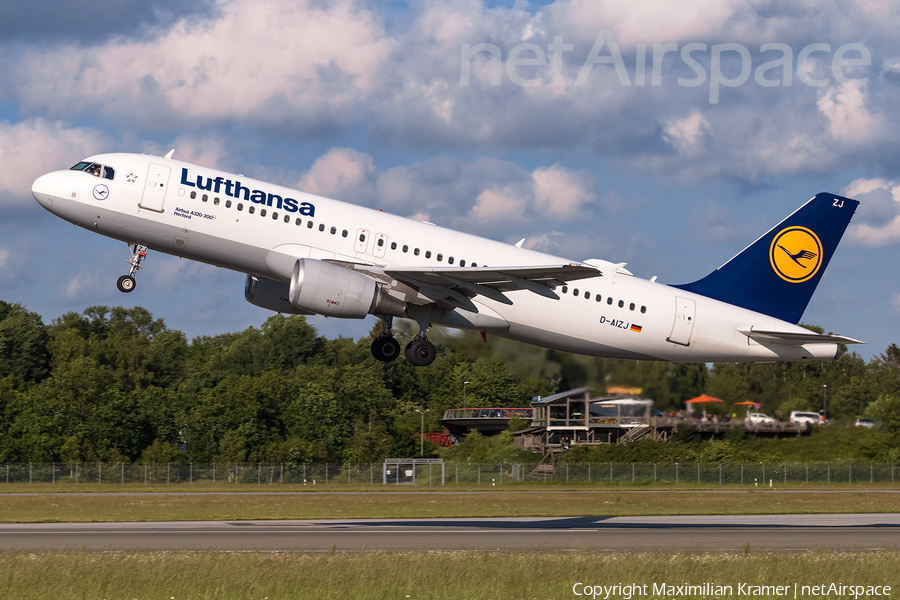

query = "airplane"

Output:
[[31, 151, 862, 367]]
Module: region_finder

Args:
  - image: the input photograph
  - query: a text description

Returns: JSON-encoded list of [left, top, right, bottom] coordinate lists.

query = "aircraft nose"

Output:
[[32, 172, 59, 209]]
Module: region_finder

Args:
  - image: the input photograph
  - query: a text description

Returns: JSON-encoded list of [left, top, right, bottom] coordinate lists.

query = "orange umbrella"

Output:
[[685, 395, 724, 403]]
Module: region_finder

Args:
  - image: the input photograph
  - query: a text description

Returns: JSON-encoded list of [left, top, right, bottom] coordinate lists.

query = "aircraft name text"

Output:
[[180, 168, 316, 216]]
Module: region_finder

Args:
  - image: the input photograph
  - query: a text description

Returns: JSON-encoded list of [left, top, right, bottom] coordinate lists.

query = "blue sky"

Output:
[[1, 0, 898, 359]]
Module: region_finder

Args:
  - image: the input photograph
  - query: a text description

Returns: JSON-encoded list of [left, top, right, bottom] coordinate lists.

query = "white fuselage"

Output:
[[31, 153, 838, 362]]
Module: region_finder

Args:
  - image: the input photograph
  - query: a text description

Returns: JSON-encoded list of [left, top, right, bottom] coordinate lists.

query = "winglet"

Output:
[[673, 193, 858, 324]]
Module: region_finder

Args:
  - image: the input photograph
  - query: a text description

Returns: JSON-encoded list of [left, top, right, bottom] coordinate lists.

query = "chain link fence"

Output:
[[1, 462, 898, 486]]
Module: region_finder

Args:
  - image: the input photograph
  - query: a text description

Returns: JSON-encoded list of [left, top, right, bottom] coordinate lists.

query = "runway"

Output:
[[1, 514, 899, 552]]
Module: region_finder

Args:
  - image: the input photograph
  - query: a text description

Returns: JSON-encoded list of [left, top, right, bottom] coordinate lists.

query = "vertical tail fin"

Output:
[[672, 192, 858, 324]]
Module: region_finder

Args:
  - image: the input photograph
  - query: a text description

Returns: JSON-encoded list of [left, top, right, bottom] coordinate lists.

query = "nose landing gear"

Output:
[[117, 244, 148, 293]]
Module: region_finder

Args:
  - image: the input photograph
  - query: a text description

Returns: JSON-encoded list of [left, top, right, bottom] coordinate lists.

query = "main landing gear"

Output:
[[370, 314, 437, 366], [116, 244, 148, 293], [371, 315, 402, 363]]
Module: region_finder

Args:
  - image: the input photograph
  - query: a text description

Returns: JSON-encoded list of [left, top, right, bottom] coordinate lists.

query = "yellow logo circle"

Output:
[[769, 226, 822, 283]]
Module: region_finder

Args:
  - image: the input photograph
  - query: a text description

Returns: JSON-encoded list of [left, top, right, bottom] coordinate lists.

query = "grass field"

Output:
[[0, 550, 897, 600], [0, 487, 898, 522]]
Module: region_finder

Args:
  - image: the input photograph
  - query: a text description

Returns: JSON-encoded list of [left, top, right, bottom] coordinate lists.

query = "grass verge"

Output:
[[0, 489, 898, 522], [0, 550, 897, 600]]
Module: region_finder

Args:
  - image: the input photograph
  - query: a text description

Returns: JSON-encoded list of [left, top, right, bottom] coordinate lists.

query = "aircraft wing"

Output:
[[738, 328, 863, 345], [330, 261, 599, 312]]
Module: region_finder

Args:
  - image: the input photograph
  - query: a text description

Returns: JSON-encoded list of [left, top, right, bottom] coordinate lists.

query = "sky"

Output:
[[0, 0, 898, 359]]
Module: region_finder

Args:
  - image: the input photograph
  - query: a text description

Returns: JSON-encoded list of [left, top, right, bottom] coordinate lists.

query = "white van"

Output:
[[789, 411, 820, 425]]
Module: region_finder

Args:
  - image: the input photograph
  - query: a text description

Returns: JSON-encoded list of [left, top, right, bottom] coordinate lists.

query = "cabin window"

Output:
[[607, 297, 613, 305], [448, 257, 454, 264], [248, 206, 255, 214], [414, 248, 420, 256], [595, 294, 601, 302], [390, 242, 397, 250], [331, 227, 337, 234], [562, 286, 568, 294], [260, 208, 266, 217], [618, 300, 624, 308], [629, 303, 635, 311], [272, 212, 278, 220], [359, 233, 366, 241], [377, 238, 384, 247], [284, 215, 289, 223], [471, 262, 477, 267], [573, 288, 579, 296], [459, 259, 466, 267], [342, 230, 348, 237], [190, 191, 197, 199], [295, 218, 301, 225], [202, 194, 208, 202], [308, 221, 314, 229], [238, 203, 243, 211], [641, 306, 646, 314], [584, 291, 590, 299], [318, 224, 324, 232], [436, 254, 443, 262], [425, 251, 432, 259], [225, 200, 232, 208], [214, 197, 220, 205], [402, 245, 408, 253]]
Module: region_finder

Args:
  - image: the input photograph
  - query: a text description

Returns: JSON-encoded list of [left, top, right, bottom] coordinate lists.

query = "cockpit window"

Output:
[[71, 162, 114, 180]]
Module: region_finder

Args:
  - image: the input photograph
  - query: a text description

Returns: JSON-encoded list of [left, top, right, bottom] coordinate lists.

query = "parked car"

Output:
[[789, 411, 821, 425], [745, 412, 777, 425], [853, 419, 878, 428]]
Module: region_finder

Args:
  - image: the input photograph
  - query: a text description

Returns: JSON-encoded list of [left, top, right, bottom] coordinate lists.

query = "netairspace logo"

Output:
[[461, 31, 870, 103], [571, 582, 892, 599]]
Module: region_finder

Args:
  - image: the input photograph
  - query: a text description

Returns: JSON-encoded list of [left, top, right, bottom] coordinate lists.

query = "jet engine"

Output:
[[289, 258, 405, 318], [245, 275, 312, 315]]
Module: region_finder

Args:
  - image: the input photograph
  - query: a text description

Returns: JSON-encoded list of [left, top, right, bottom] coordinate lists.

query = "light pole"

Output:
[[415, 409, 430, 457], [463, 381, 470, 415], [822, 384, 827, 421]]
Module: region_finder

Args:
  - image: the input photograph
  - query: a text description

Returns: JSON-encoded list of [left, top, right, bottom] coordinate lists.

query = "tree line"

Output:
[[0, 299, 897, 465]]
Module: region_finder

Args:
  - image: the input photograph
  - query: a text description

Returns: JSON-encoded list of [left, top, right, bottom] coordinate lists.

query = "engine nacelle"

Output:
[[289, 258, 405, 319], [245, 275, 312, 315]]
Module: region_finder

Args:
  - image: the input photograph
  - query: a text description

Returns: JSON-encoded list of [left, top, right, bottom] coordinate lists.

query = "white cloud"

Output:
[[8, 0, 395, 128], [0, 119, 110, 205], [63, 269, 102, 301], [817, 83, 875, 143], [843, 178, 900, 246], [472, 187, 528, 220], [531, 164, 594, 219], [297, 147, 376, 200], [663, 112, 710, 157]]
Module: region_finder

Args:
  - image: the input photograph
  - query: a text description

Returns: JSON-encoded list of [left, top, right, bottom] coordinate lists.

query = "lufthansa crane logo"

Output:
[[769, 226, 822, 283]]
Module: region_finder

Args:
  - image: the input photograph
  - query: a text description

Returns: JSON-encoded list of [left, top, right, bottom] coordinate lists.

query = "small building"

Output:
[[517, 388, 663, 454]]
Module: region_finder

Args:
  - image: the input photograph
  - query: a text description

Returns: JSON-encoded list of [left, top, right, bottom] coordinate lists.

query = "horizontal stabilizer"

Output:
[[738, 328, 863, 346]]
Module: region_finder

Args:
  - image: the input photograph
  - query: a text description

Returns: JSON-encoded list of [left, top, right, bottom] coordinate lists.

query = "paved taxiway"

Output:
[[1, 514, 898, 552]]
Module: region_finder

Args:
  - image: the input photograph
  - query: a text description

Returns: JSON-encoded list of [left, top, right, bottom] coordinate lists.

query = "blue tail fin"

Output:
[[672, 192, 858, 324]]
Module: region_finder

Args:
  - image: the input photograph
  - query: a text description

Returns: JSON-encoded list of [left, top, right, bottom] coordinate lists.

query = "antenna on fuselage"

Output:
[[164, 149, 175, 159]]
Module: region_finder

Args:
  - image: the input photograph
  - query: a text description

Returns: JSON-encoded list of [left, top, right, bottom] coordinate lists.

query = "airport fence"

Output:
[[0, 461, 898, 486]]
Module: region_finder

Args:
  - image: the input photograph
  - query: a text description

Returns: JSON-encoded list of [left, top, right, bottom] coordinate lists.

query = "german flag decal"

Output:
[[630, 324, 642, 333]]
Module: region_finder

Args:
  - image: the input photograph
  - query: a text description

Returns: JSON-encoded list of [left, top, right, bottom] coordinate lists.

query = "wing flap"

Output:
[[384, 263, 598, 305]]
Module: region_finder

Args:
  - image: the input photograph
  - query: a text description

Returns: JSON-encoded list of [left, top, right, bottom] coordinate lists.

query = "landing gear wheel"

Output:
[[116, 275, 136, 293], [405, 339, 436, 366], [371, 336, 401, 362]]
